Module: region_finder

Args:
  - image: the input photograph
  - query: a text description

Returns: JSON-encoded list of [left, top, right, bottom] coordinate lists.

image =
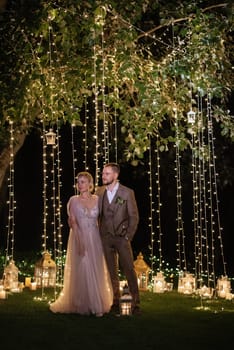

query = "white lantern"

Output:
[[187, 110, 196, 124], [134, 252, 150, 291], [3, 260, 19, 290], [45, 129, 56, 145], [119, 284, 132, 316], [34, 251, 56, 287], [178, 272, 196, 295], [198, 285, 214, 299], [153, 272, 166, 293], [217, 276, 231, 298]]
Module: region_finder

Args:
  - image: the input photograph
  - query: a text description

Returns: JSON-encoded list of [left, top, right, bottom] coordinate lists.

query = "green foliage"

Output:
[[0, 0, 233, 160]]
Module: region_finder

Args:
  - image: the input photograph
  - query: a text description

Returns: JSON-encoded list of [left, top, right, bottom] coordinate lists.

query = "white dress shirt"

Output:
[[106, 182, 119, 204]]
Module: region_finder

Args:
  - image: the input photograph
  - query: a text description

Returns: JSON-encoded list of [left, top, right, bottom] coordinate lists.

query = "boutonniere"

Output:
[[115, 196, 125, 205]]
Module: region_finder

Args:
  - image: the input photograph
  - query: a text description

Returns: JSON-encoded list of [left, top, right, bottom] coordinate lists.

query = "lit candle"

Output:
[[30, 282, 37, 291], [0, 290, 7, 299], [219, 290, 226, 298], [25, 277, 31, 287]]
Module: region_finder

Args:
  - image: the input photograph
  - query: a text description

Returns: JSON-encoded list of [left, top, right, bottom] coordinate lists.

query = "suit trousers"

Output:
[[101, 234, 140, 307]]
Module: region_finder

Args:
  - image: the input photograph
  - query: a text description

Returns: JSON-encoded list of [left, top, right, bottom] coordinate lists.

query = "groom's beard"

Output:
[[102, 179, 115, 186]]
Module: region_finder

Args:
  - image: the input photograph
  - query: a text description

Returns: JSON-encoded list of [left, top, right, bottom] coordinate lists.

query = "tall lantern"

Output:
[[3, 260, 19, 291], [153, 271, 166, 293], [134, 252, 150, 291], [34, 251, 56, 288]]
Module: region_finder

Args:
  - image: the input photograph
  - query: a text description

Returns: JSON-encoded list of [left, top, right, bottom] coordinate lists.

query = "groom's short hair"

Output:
[[104, 162, 120, 175]]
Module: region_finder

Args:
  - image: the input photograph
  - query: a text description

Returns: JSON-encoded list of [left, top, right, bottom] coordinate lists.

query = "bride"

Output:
[[50, 171, 113, 316]]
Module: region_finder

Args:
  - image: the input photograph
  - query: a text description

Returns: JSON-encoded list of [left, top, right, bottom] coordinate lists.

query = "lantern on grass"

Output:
[[178, 272, 196, 295], [134, 252, 150, 291], [45, 129, 56, 145], [153, 271, 166, 293], [119, 284, 132, 316], [198, 285, 214, 299], [3, 260, 19, 290], [34, 251, 56, 287], [217, 276, 231, 298]]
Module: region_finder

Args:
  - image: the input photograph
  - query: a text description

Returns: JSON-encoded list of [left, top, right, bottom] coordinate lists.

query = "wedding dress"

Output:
[[50, 195, 113, 316]]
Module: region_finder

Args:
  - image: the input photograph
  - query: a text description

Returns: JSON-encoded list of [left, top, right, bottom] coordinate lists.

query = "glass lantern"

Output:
[[34, 251, 56, 288], [217, 276, 231, 298], [187, 110, 196, 124], [45, 129, 56, 145], [3, 259, 19, 290], [153, 271, 166, 293], [178, 272, 196, 295], [119, 284, 132, 316], [134, 252, 150, 291]]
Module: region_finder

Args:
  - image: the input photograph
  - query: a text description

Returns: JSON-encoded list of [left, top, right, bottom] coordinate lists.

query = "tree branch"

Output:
[[137, 3, 228, 40]]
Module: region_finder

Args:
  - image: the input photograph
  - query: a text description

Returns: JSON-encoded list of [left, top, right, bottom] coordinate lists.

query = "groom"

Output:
[[96, 162, 140, 315]]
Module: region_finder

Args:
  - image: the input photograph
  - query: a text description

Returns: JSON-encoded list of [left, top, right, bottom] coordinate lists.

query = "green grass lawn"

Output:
[[0, 289, 234, 350]]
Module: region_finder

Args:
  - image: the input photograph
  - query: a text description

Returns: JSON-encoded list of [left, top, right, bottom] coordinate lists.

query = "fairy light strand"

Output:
[[148, 139, 155, 278], [154, 134, 163, 272], [101, 26, 109, 164], [71, 122, 78, 194], [206, 91, 227, 281], [171, 23, 187, 273], [174, 107, 187, 273], [4, 120, 16, 266], [93, 26, 100, 187], [113, 85, 118, 162], [42, 121, 48, 252], [55, 123, 63, 288], [82, 94, 89, 172]]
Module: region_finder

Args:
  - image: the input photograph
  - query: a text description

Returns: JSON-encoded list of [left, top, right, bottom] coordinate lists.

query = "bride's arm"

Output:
[[67, 198, 85, 257]]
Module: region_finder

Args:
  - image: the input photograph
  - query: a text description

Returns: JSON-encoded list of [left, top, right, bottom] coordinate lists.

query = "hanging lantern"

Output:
[[3, 259, 19, 291], [134, 252, 150, 291], [187, 110, 196, 124], [119, 284, 132, 316], [178, 272, 196, 295], [34, 251, 56, 288], [217, 276, 231, 298], [45, 128, 56, 145], [153, 271, 166, 293]]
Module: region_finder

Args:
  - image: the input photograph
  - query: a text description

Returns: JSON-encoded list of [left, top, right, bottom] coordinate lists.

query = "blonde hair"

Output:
[[76, 171, 94, 192]]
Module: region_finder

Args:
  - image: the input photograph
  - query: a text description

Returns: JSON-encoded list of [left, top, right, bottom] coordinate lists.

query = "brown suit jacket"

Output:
[[96, 183, 139, 241]]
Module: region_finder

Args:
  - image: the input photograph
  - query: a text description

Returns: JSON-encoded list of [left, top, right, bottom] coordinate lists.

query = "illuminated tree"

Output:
[[0, 0, 233, 192]]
